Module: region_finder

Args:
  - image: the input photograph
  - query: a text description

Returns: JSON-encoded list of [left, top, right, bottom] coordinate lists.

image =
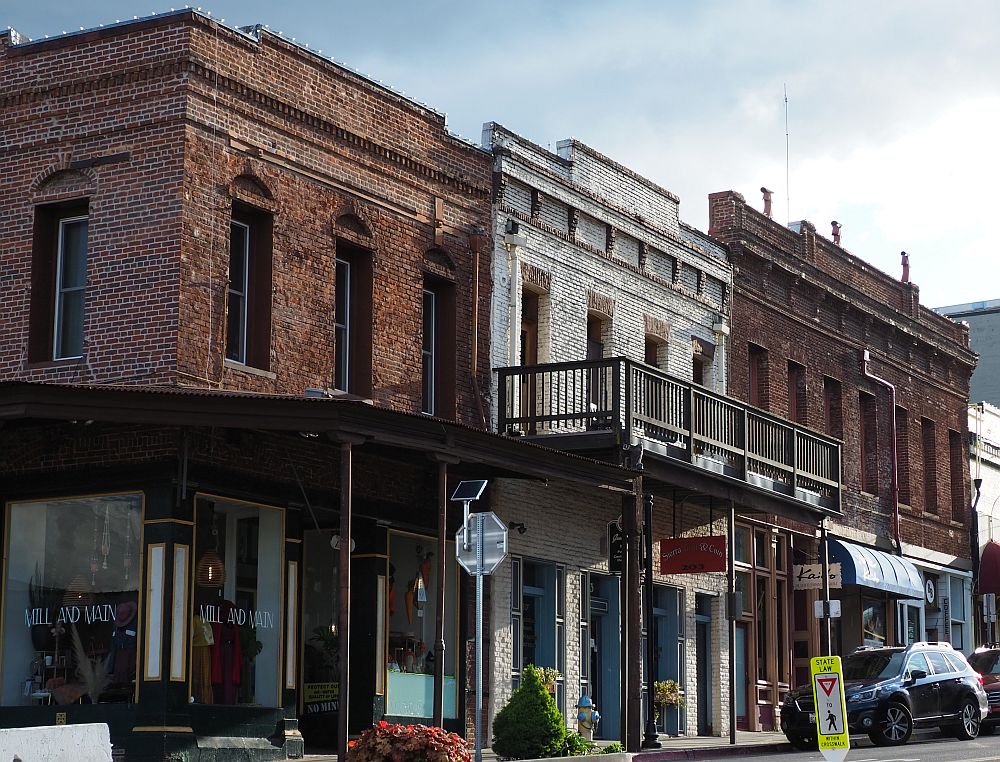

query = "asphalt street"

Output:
[[686, 731, 1000, 761]]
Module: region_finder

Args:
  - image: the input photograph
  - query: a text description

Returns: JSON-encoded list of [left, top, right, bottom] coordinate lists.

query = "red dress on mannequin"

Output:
[[211, 599, 242, 704]]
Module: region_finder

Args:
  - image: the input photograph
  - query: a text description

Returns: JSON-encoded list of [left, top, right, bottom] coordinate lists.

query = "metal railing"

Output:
[[497, 357, 841, 510]]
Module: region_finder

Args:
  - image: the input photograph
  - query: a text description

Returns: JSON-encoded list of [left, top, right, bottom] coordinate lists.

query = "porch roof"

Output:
[[0, 381, 638, 494]]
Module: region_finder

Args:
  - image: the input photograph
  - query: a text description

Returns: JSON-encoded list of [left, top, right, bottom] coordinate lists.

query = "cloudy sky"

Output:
[[5, 1, 998, 309]]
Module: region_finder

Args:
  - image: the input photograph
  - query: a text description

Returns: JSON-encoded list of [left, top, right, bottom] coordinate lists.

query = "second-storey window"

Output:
[[421, 277, 455, 417], [422, 288, 436, 414], [29, 199, 89, 363], [226, 220, 250, 364], [332, 242, 373, 396], [54, 216, 89, 360], [226, 205, 272, 369]]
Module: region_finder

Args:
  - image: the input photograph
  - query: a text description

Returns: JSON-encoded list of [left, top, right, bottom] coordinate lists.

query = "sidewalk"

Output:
[[303, 731, 790, 761]]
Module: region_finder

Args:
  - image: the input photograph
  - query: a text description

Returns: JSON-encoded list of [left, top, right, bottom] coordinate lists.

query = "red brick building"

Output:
[[0, 11, 634, 759], [710, 191, 977, 701]]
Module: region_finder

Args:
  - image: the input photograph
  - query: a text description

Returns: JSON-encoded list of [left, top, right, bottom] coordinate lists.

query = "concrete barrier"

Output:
[[0, 723, 112, 761]]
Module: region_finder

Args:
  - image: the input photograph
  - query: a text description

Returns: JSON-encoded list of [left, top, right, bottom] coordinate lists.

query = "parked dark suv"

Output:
[[780, 642, 988, 749]]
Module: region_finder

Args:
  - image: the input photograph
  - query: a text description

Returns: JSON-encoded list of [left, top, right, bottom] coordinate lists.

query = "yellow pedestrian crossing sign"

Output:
[[811, 655, 849, 762]]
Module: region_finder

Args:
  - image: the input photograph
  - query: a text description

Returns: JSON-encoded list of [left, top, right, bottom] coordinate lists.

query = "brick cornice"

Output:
[[187, 61, 489, 201]]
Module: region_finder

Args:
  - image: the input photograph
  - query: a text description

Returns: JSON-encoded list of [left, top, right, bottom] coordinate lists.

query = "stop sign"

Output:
[[455, 512, 508, 575]]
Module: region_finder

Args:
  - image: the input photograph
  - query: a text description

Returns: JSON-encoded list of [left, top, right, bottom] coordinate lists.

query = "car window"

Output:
[[945, 653, 969, 673], [844, 651, 905, 680], [906, 653, 930, 678], [969, 651, 1000, 675], [925, 652, 952, 674]]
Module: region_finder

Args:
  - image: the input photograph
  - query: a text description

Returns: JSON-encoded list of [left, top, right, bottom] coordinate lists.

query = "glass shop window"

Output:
[[301, 530, 340, 716], [191, 497, 282, 707], [386, 532, 459, 719], [2, 493, 141, 706]]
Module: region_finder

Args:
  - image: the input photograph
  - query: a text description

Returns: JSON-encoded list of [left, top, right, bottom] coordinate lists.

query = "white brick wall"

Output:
[[488, 480, 733, 740], [483, 124, 730, 409], [481, 122, 735, 741]]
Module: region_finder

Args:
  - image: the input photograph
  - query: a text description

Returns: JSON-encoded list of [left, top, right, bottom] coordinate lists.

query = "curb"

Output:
[[635, 742, 791, 759]]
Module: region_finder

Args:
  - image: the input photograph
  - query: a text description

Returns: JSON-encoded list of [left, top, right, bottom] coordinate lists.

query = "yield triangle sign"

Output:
[[817, 676, 838, 697]]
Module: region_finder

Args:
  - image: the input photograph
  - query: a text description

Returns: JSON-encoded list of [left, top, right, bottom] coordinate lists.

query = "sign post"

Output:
[[456, 511, 508, 762], [810, 655, 849, 762]]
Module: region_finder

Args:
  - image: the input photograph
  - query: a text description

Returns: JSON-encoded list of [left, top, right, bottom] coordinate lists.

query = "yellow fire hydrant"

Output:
[[576, 695, 600, 741]]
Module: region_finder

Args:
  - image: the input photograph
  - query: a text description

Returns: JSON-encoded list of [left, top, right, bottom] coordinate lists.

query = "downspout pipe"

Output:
[[861, 349, 901, 552], [468, 228, 489, 431]]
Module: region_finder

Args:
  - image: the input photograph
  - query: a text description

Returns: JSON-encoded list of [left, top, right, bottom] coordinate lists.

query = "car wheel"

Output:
[[955, 698, 981, 741], [870, 702, 912, 746]]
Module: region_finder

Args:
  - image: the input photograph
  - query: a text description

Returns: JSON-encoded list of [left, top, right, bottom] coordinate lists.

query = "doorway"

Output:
[[695, 593, 713, 736], [652, 585, 683, 736], [735, 622, 750, 730], [589, 573, 621, 740]]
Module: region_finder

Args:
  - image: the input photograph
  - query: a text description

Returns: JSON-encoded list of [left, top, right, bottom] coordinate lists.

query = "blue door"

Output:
[[589, 574, 620, 740]]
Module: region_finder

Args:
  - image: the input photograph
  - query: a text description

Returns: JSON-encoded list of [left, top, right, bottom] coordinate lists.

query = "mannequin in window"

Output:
[[211, 599, 242, 704], [107, 600, 138, 686], [191, 609, 215, 703]]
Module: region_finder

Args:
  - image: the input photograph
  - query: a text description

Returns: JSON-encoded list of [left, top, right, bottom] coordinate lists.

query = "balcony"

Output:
[[497, 358, 841, 513]]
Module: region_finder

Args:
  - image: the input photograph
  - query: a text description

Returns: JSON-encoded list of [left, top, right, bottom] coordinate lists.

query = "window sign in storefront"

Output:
[[191, 497, 281, 707], [386, 531, 458, 719], [2, 493, 142, 706]]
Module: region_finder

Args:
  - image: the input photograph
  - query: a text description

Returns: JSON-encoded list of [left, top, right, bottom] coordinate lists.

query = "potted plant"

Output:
[[654, 679, 684, 734], [538, 666, 561, 694]]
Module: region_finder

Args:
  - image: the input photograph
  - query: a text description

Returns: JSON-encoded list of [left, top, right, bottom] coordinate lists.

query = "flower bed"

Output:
[[347, 720, 471, 762]]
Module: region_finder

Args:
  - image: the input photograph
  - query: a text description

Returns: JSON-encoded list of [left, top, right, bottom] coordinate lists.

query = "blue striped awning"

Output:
[[828, 539, 923, 599]]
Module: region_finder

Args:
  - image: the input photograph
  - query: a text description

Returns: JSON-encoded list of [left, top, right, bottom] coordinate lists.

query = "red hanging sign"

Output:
[[660, 536, 727, 575]]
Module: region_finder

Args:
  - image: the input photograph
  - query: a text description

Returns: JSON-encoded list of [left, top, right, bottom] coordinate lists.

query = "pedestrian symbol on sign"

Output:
[[825, 710, 838, 733]]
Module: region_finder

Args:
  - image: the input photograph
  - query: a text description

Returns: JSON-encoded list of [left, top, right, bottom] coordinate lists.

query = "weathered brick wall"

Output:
[[1, 11, 493, 427], [710, 190, 976, 560], [177, 20, 492, 423], [0, 21, 190, 385]]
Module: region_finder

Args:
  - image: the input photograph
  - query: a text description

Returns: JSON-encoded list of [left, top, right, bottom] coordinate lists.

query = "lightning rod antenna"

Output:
[[784, 83, 790, 224]]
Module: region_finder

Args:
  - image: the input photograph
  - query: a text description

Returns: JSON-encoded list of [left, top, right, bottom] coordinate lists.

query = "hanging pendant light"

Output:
[[62, 574, 95, 609], [196, 509, 226, 588]]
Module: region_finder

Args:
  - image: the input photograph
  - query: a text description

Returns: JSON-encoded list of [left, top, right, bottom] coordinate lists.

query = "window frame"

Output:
[[334, 257, 351, 391], [225, 204, 273, 370], [29, 199, 90, 364], [226, 220, 251, 365], [422, 288, 436, 415], [52, 214, 89, 360]]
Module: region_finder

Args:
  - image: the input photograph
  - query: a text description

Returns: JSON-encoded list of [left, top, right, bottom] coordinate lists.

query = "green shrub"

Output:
[[600, 741, 624, 754], [492, 664, 566, 759], [563, 731, 595, 756]]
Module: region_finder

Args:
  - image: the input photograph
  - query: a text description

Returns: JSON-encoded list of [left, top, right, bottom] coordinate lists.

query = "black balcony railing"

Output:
[[497, 357, 841, 511]]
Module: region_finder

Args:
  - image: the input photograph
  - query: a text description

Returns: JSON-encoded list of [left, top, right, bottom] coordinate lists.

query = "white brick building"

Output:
[[481, 124, 734, 743]]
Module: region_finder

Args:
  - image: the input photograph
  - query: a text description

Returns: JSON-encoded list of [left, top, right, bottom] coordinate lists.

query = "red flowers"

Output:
[[346, 722, 471, 762]]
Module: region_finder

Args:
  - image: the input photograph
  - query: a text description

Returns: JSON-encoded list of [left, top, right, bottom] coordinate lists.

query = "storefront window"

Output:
[[191, 497, 281, 707], [386, 532, 458, 719], [3, 493, 141, 706], [301, 530, 339, 716], [862, 599, 886, 647]]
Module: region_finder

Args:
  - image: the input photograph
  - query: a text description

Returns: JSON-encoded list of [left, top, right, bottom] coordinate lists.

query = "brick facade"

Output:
[[1, 13, 492, 425], [710, 189, 978, 652]]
